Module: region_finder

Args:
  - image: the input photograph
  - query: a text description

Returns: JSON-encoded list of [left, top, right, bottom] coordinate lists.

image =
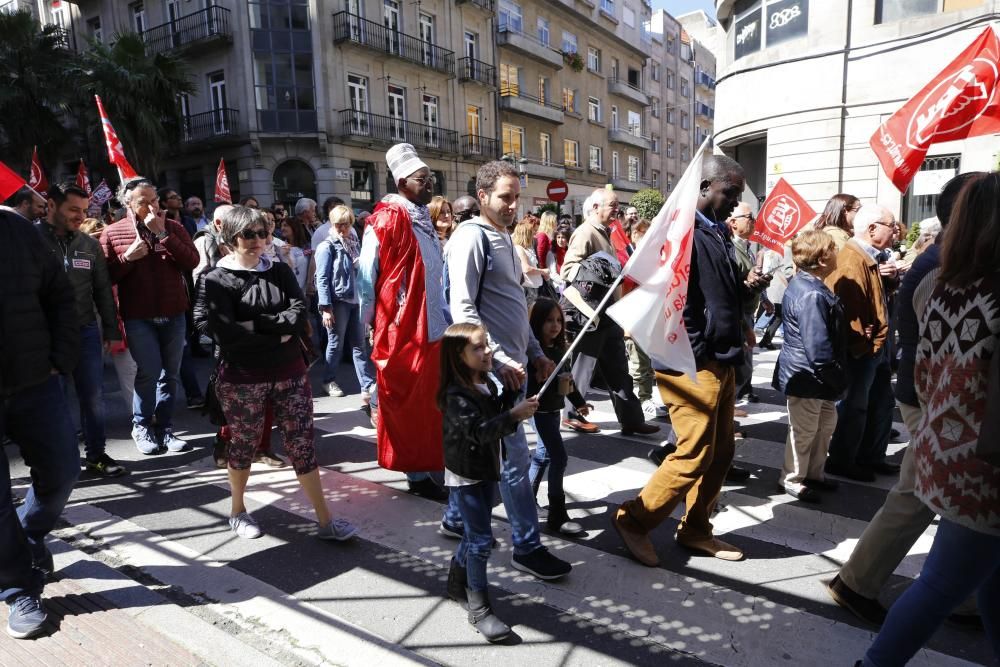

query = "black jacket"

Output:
[[895, 245, 940, 408], [193, 259, 306, 370], [773, 272, 848, 400], [656, 216, 745, 370], [442, 382, 519, 481], [0, 208, 79, 395]]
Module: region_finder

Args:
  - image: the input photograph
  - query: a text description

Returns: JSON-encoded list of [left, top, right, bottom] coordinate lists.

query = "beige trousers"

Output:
[[781, 396, 838, 487]]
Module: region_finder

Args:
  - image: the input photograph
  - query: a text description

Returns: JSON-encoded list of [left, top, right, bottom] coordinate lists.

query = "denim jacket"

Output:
[[315, 237, 356, 306]]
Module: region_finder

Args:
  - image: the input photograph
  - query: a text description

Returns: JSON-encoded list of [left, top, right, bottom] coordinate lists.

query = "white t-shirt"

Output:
[[444, 383, 497, 487]]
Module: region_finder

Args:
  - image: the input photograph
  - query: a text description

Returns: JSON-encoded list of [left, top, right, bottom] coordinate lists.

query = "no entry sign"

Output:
[[546, 179, 568, 202]]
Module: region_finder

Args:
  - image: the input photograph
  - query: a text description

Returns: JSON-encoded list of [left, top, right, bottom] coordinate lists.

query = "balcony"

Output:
[[610, 176, 649, 192], [521, 158, 566, 180], [496, 26, 563, 69], [696, 102, 715, 120], [461, 135, 501, 160], [142, 6, 232, 55], [332, 12, 455, 76], [609, 126, 652, 151], [181, 108, 244, 145], [499, 88, 564, 124], [458, 57, 496, 88], [696, 70, 716, 90], [338, 109, 459, 155], [608, 77, 651, 107], [456, 0, 495, 11]]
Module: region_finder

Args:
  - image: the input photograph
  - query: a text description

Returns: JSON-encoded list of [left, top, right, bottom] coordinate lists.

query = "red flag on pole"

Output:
[[0, 161, 28, 203], [750, 178, 817, 253], [870, 26, 1000, 193], [214, 158, 232, 204], [28, 146, 49, 193], [95, 95, 138, 182], [76, 159, 92, 196]]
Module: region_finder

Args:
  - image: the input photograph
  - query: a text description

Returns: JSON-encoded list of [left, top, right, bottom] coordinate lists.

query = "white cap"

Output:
[[386, 143, 429, 184]]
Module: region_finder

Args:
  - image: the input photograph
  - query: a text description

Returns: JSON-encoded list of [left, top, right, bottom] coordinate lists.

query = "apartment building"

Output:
[[496, 0, 653, 215], [647, 9, 716, 196], [31, 0, 498, 210]]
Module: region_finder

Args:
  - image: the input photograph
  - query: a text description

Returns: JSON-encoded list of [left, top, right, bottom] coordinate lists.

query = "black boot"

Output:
[[466, 588, 511, 643], [546, 494, 584, 535], [447, 559, 467, 602], [530, 462, 547, 506]]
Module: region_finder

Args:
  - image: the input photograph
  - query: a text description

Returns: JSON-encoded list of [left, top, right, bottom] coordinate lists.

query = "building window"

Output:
[[588, 96, 602, 123], [250, 0, 317, 133], [666, 71, 675, 89], [628, 155, 639, 182], [351, 162, 376, 208], [651, 105, 659, 119], [131, 2, 146, 33], [499, 0, 523, 33], [623, 4, 636, 27], [564, 140, 580, 167], [387, 84, 406, 141], [540, 132, 551, 164], [500, 63, 519, 95], [466, 105, 482, 145], [538, 76, 550, 103], [733, 0, 810, 61], [422, 94, 439, 146], [536, 16, 549, 46], [628, 110, 641, 136], [681, 111, 689, 129], [601, 0, 615, 13], [562, 87, 577, 113], [419, 13, 435, 67], [651, 62, 660, 81], [666, 141, 673, 158], [587, 47, 601, 73], [347, 74, 370, 133], [666, 108, 674, 124], [666, 33, 675, 53], [875, 0, 937, 23], [561, 30, 577, 54], [681, 145, 689, 161], [651, 136, 659, 153], [611, 151, 620, 179], [589, 145, 603, 171], [502, 123, 524, 157], [651, 169, 659, 186], [610, 105, 619, 129], [666, 173, 674, 191], [680, 77, 690, 97], [87, 17, 103, 42]]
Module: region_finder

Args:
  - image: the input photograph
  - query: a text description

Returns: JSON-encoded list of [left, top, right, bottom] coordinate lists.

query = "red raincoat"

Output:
[[369, 202, 444, 472]]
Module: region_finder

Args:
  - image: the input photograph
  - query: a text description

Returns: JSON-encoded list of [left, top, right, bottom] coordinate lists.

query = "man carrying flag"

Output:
[[611, 154, 753, 566]]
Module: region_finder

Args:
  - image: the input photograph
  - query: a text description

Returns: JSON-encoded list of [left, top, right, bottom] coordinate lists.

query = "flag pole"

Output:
[[535, 137, 713, 398]]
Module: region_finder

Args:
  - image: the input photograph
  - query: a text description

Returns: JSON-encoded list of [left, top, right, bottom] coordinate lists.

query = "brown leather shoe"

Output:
[[612, 510, 660, 567], [733, 408, 749, 418], [676, 535, 744, 561], [563, 418, 600, 434]]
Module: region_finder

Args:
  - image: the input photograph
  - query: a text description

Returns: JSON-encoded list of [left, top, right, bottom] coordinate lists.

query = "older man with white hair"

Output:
[[559, 187, 658, 436], [294, 197, 318, 233], [822, 203, 897, 483]]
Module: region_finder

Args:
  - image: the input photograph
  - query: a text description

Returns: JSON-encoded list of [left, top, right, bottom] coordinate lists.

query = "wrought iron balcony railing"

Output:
[[181, 108, 241, 143], [332, 12, 455, 76], [339, 109, 459, 154], [142, 6, 232, 54], [458, 57, 496, 87], [461, 135, 501, 159]]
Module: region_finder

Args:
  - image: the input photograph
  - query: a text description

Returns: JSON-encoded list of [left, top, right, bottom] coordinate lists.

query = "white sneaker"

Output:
[[556, 520, 585, 535], [325, 381, 345, 397], [641, 400, 658, 420], [229, 512, 262, 539]]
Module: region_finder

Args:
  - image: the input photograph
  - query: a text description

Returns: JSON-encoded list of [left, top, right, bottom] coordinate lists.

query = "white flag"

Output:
[[607, 143, 708, 379]]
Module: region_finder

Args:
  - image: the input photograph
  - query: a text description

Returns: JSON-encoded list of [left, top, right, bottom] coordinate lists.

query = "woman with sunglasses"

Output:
[[194, 205, 358, 542]]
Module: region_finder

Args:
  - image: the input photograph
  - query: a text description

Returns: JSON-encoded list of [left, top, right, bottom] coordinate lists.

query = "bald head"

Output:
[[452, 195, 480, 223], [698, 154, 746, 223], [212, 204, 233, 232]]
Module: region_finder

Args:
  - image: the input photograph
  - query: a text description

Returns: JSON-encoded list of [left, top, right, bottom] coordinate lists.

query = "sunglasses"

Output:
[[238, 228, 269, 240]]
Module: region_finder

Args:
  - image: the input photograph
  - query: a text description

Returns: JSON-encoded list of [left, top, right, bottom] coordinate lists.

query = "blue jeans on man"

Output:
[[1, 376, 80, 601], [71, 322, 108, 462], [828, 350, 895, 469], [124, 315, 186, 433]]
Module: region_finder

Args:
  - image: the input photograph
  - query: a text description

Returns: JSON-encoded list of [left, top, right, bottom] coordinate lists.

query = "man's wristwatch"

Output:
[[155, 230, 168, 240]]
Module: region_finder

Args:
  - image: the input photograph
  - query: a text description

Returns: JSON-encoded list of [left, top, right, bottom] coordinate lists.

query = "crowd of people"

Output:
[[0, 142, 997, 666]]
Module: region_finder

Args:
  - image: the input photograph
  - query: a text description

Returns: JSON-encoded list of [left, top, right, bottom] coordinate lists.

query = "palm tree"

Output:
[[71, 32, 195, 178], [0, 9, 73, 174]]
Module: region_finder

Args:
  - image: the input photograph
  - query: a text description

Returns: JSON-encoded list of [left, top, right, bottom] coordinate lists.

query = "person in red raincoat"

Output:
[[358, 144, 450, 500]]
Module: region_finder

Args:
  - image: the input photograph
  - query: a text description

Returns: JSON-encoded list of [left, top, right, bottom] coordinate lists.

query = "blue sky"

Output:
[[651, 0, 717, 20]]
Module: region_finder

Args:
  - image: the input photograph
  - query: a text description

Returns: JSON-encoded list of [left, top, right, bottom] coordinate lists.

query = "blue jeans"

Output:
[[444, 414, 542, 556], [1, 376, 80, 600], [124, 315, 186, 431], [70, 322, 108, 461], [322, 301, 370, 390], [451, 481, 495, 592], [862, 518, 1000, 666], [829, 352, 894, 467], [179, 339, 203, 401], [529, 411, 567, 498]]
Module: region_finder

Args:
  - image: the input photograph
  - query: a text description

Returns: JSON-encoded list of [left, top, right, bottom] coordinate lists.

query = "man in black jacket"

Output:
[[0, 205, 80, 639], [612, 155, 753, 567]]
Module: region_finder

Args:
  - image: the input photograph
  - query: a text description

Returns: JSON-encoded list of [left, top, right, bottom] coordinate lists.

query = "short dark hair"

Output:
[[936, 171, 984, 227], [12, 186, 37, 207], [702, 154, 744, 185], [47, 182, 89, 207], [476, 160, 519, 195], [157, 187, 178, 205]]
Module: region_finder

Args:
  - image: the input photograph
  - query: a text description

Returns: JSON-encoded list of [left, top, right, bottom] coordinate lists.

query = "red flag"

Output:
[[95, 95, 138, 181], [28, 146, 48, 193], [214, 158, 232, 204], [0, 161, 27, 202], [608, 219, 631, 267], [750, 178, 817, 253], [76, 159, 92, 196], [870, 26, 1000, 192]]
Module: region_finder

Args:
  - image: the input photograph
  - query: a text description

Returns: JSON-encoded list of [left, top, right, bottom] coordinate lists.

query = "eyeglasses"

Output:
[[408, 174, 437, 186], [238, 228, 269, 240], [731, 213, 755, 223]]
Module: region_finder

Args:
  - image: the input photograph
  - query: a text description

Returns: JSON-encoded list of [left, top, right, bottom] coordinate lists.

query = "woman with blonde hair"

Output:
[[429, 196, 455, 244], [534, 211, 558, 269], [512, 216, 549, 306]]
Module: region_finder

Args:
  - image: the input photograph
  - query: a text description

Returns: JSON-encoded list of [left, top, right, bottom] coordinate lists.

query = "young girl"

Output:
[[527, 298, 589, 535], [440, 323, 539, 643]]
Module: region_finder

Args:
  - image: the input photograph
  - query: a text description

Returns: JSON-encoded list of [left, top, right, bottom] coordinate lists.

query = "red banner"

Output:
[[870, 26, 1000, 193], [76, 159, 92, 196], [28, 146, 48, 193], [95, 95, 138, 181], [750, 178, 817, 253], [214, 158, 231, 204], [0, 161, 27, 203]]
